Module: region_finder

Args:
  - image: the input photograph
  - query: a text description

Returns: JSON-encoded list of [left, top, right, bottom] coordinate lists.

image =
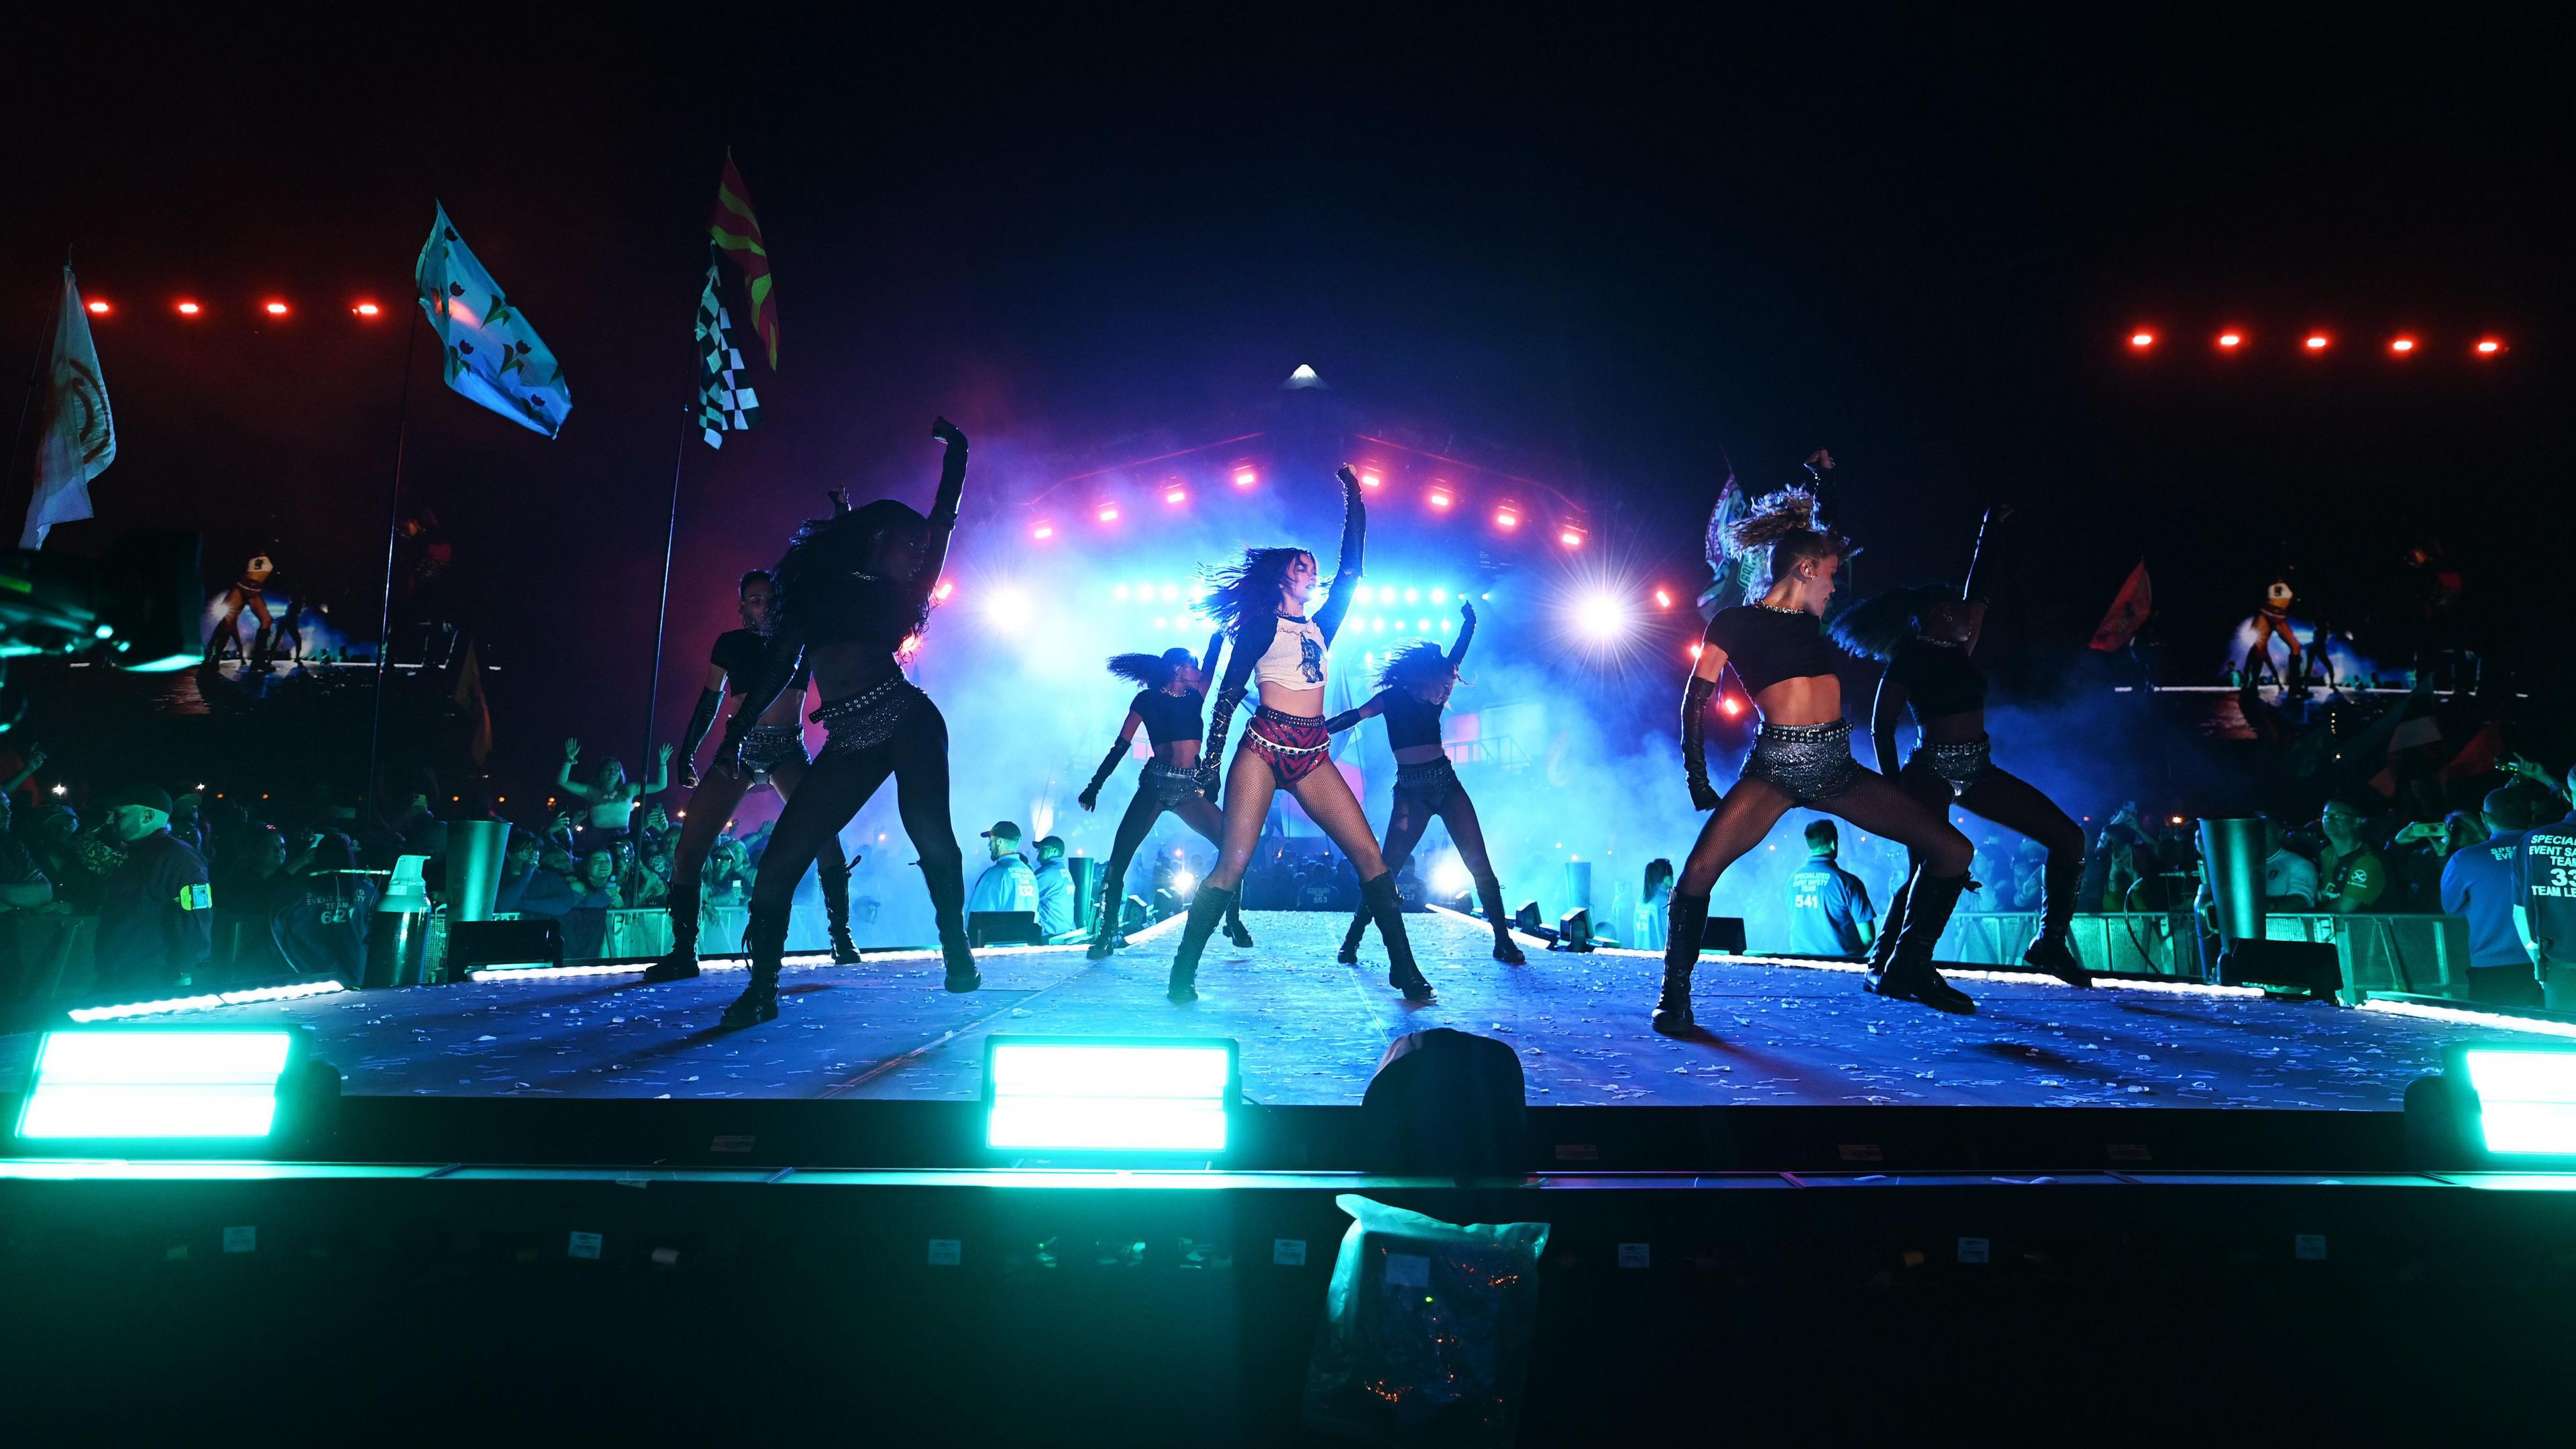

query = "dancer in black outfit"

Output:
[[1656, 489, 1978, 1034], [1324, 598, 1526, 965], [1166, 466, 1433, 1004], [1077, 635, 1256, 957], [708, 417, 979, 1028], [1835, 543, 2090, 988], [642, 569, 861, 983]]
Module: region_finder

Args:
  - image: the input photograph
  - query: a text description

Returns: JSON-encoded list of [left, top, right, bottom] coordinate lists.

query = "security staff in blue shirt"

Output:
[[1786, 820, 1878, 959]]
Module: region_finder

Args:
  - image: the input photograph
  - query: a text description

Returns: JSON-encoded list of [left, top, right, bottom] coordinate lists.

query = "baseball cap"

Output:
[[97, 782, 174, 815], [981, 820, 1022, 842]]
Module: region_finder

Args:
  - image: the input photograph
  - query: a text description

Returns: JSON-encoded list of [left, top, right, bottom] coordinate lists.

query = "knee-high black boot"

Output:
[[641, 882, 702, 983], [1869, 870, 1911, 975], [1654, 892, 1708, 1035], [1167, 884, 1234, 1002], [1866, 868, 1975, 1014], [1475, 875, 1526, 965], [1224, 892, 1254, 949], [2021, 847, 2090, 987], [1336, 902, 1371, 965], [719, 904, 789, 1028], [922, 858, 979, 993], [818, 858, 862, 964], [1362, 873, 1434, 1003], [1087, 867, 1127, 960]]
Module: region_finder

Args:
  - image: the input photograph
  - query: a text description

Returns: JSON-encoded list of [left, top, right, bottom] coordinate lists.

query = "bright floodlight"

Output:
[[2462, 1049, 2576, 1156], [1432, 855, 1473, 898], [264, 301, 288, 316], [1233, 467, 1258, 487], [1165, 486, 1187, 503], [2390, 337, 2416, 354], [1358, 470, 1382, 489], [2475, 338, 2504, 356], [1578, 590, 1630, 642], [17, 1030, 293, 1140], [2129, 331, 2154, 348], [354, 301, 382, 317], [1495, 508, 1519, 529], [2304, 334, 2328, 350], [176, 301, 202, 315], [2216, 332, 2242, 348], [1171, 869, 1197, 896], [1097, 504, 1120, 523], [985, 586, 1032, 629], [1428, 488, 1453, 509], [85, 299, 110, 315], [984, 1038, 1236, 1154], [1032, 522, 1055, 540]]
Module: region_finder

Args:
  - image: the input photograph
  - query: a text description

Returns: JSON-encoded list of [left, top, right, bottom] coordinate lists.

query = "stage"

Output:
[[10, 909, 2555, 1113]]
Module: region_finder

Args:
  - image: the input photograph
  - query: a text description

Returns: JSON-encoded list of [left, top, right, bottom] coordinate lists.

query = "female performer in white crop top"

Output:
[[1163, 466, 1434, 1006]]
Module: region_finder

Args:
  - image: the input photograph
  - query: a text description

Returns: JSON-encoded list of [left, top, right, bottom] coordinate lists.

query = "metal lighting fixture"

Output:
[[2459, 1046, 2576, 1157], [15, 1029, 301, 1144], [983, 1036, 1238, 1157]]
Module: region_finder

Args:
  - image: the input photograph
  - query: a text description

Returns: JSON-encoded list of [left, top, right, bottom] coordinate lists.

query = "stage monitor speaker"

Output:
[[1555, 908, 1593, 952], [1358, 1028, 1527, 1178], [2219, 937, 2343, 999], [1702, 916, 1748, 954], [1511, 901, 1559, 943], [446, 918, 564, 975], [971, 910, 1043, 947]]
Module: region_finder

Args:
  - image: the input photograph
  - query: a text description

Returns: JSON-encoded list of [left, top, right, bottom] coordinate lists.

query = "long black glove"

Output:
[[1682, 675, 1720, 810], [1201, 684, 1245, 797], [1324, 708, 1365, 735], [678, 688, 722, 786], [1078, 737, 1129, 811]]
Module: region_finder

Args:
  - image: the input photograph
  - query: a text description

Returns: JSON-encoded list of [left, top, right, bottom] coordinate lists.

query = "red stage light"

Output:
[[85, 299, 110, 315], [1719, 696, 1741, 716], [2216, 331, 2243, 349], [2304, 334, 2328, 350], [933, 580, 955, 602], [1428, 486, 1453, 510], [1494, 504, 1520, 529], [2389, 336, 2416, 354], [1688, 643, 1704, 660], [1654, 589, 1674, 609], [1097, 504, 1120, 523], [1358, 470, 1382, 489], [1165, 485, 1187, 504], [353, 301, 382, 317], [264, 301, 288, 316], [2475, 337, 2506, 356], [1232, 467, 1257, 488], [1558, 527, 1584, 549], [2129, 331, 2155, 349], [176, 301, 202, 316], [1032, 523, 1055, 540]]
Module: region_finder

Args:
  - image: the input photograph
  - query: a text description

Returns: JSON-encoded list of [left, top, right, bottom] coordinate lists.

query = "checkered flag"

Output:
[[696, 253, 759, 448]]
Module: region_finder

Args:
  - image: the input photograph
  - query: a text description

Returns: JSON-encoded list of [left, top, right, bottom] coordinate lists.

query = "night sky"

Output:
[[9, 11, 2567, 792]]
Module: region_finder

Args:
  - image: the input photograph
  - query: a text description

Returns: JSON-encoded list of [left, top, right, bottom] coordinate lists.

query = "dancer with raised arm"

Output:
[[1166, 466, 1434, 1005], [1656, 488, 1979, 1034], [1324, 598, 1526, 966], [706, 417, 977, 1028], [641, 569, 863, 983], [1836, 531, 2091, 988], [1074, 633, 1255, 958]]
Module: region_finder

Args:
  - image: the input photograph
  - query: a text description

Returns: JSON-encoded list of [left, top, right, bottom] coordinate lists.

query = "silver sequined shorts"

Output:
[[1918, 736, 1991, 797], [1142, 758, 1216, 808], [813, 676, 929, 757], [1393, 756, 1460, 811], [1739, 718, 1865, 806], [738, 724, 808, 780]]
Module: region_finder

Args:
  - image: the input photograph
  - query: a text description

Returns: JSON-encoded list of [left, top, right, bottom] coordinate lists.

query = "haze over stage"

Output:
[[11, 910, 2534, 1110]]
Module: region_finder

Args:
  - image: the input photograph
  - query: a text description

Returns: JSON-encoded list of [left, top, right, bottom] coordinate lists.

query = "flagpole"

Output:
[[365, 303, 423, 813], [641, 396, 688, 780]]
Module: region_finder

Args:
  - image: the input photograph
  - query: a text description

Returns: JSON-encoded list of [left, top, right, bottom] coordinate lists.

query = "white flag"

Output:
[[19, 268, 116, 548]]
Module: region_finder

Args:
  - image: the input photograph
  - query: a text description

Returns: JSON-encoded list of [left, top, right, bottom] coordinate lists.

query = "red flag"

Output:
[[2438, 722, 2502, 783], [2087, 561, 2152, 651], [709, 148, 777, 370]]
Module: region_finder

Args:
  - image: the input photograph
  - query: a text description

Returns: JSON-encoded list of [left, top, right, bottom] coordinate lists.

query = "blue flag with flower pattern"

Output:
[[415, 202, 572, 437]]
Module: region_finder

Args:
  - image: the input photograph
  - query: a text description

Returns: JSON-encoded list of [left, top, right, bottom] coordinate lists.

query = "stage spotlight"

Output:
[[1432, 855, 1473, 898], [1495, 505, 1520, 530], [15, 1030, 294, 1142], [1403, 588, 1418, 603], [2129, 331, 2155, 349], [2390, 336, 2416, 354], [2304, 334, 2329, 350], [1165, 485, 1187, 504], [1096, 504, 1120, 523], [1171, 868, 1197, 897], [176, 301, 201, 316], [2216, 331, 2243, 349], [1654, 588, 1674, 608], [983, 1036, 1238, 1156], [1430, 588, 1446, 603], [985, 587, 1032, 629], [1688, 643, 1703, 660], [2475, 337, 2506, 356], [85, 299, 110, 315], [354, 301, 382, 317], [264, 301, 288, 316], [1358, 470, 1383, 489], [1720, 696, 1742, 716], [933, 580, 955, 602], [1232, 466, 1258, 488], [1428, 486, 1453, 510], [1437, 619, 1450, 633], [1371, 617, 1386, 633], [1032, 522, 1055, 540], [1160, 582, 1181, 602], [1577, 590, 1630, 641]]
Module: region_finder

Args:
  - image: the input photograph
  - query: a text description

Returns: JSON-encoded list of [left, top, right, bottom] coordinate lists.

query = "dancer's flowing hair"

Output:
[[1711, 486, 1849, 590], [1198, 547, 1313, 631], [1831, 583, 1956, 661], [1106, 649, 1191, 690], [1375, 639, 1454, 690], [769, 499, 931, 637]]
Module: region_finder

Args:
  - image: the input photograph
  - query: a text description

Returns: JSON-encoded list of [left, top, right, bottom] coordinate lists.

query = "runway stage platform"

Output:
[[14, 910, 2558, 1114]]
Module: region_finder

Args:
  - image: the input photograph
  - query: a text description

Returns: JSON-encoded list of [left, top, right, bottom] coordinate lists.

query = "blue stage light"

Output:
[[983, 1036, 1238, 1155], [2463, 1047, 2576, 1156], [17, 1030, 294, 1142]]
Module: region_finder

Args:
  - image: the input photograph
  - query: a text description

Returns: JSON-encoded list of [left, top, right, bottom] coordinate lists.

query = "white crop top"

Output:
[[1254, 614, 1329, 689]]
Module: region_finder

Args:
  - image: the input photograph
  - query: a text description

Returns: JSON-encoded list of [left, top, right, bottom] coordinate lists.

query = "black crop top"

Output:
[[1886, 637, 1986, 720], [712, 629, 810, 694], [1375, 689, 1444, 750], [1130, 688, 1208, 749], [1701, 606, 1842, 696]]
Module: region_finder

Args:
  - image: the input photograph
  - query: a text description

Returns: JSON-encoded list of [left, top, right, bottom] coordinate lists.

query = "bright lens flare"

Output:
[[1432, 856, 1474, 898], [1578, 590, 1630, 641]]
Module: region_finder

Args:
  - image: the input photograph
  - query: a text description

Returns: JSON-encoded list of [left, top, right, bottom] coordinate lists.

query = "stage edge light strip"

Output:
[[66, 979, 347, 1022], [466, 924, 1184, 983], [2361, 998, 2576, 1040]]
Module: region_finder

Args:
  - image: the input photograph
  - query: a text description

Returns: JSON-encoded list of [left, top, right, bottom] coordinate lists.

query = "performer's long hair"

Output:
[[1199, 547, 1312, 632], [769, 499, 930, 637], [1375, 639, 1454, 691], [1712, 486, 1849, 590], [1832, 583, 1955, 661], [1106, 649, 1193, 690]]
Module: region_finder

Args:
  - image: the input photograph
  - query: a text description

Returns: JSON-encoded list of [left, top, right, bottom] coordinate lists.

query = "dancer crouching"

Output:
[[1074, 633, 1254, 957], [1656, 489, 1977, 1034], [1325, 598, 1525, 965], [708, 417, 980, 1028], [643, 569, 861, 982], [1167, 466, 1433, 1005]]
